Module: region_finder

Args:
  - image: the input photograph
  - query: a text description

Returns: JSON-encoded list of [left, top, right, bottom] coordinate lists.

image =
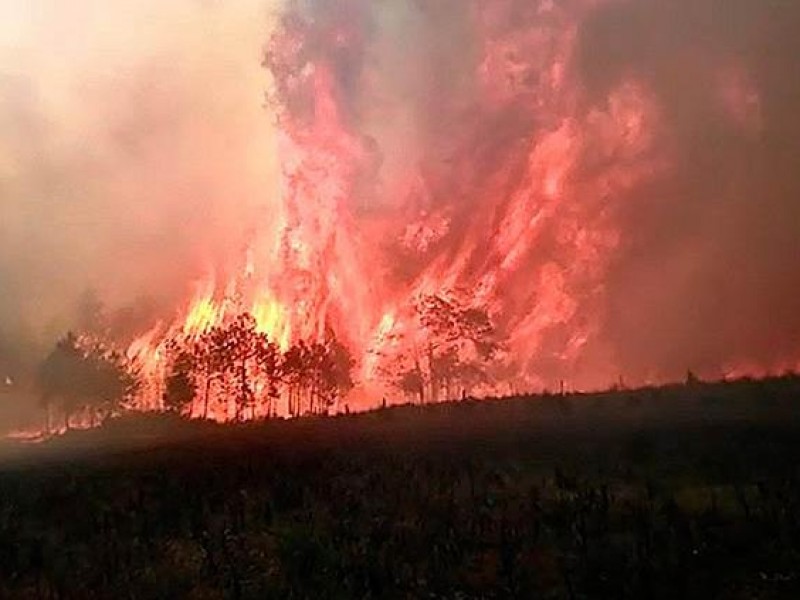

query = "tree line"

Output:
[[161, 313, 355, 421], [37, 314, 356, 430], [36, 293, 500, 430]]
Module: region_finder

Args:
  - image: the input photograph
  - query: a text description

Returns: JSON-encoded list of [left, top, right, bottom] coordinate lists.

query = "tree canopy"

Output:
[[38, 332, 140, 429]]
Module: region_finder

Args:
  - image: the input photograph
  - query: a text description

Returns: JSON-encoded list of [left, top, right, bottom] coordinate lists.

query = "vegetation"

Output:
[[2, 375, 800, 598], [162, 345, 197, 415], [33, 292, 500, 426], [155, 291, 499, 417], [34, 310, 357, 426], [37, 332, 139, 431], [385, 293, 501, 404]]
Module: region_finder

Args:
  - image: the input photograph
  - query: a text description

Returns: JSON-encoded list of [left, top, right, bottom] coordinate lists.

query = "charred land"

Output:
[[1, 376, 800, 598]]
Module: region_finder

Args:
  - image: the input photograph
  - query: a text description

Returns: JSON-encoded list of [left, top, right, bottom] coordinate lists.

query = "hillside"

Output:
[[1, 376, 799, 598]]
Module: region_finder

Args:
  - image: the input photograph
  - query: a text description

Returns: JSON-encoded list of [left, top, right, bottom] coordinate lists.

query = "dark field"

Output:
[[2, 377, 800, 598]]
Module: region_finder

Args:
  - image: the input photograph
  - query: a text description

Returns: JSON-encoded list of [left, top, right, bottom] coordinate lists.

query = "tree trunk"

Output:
[[203, 377, 211, 420], [427, 343, 436, 403], [238, 359, 247, 422], [413, 355, 425, 405], [312, 380, 318, 415]]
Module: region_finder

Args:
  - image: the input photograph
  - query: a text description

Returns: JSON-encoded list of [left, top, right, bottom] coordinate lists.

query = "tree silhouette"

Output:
[[163, 343, 197, 415], [38, 332, 85, 430], [38, 332, 139, 431], [324, 336, 355, 407], [254, 332, 282, 419], [190, 314, 283, 421], [192, 328, 229, 420], [284, 337, 354, 416], [309, 338, 354, 415], [84, 343, 139, 422], [397, 364, 426, 404], [217, 314, 259, 421], [283, 341, 310, 417], [390, 293, 499, 403]]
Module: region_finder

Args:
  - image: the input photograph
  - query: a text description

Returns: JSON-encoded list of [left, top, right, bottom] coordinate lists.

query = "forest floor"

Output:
[[1, 376, 800, 598]]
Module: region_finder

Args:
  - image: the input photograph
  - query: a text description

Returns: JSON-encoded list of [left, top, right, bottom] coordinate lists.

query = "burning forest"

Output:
[[2, 0, 800, 428], [5, 4, 800, 597]]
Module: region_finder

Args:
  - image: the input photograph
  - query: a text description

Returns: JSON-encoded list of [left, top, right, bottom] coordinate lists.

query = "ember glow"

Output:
[[2, 0, 800, 422]]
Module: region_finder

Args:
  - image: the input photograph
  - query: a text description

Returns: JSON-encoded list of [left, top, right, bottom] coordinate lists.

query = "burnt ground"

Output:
[[1, 377, 800, 598]]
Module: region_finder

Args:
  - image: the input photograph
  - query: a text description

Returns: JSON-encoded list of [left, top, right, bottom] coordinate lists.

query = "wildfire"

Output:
[[183, 294, 220, 337], [251, 295, 292, 350], [101, 0, 794, 421]]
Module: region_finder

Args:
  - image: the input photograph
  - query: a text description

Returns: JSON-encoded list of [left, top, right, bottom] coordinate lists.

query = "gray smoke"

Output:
[[577, 0, 800, 380], [0, 0, 280, 390]]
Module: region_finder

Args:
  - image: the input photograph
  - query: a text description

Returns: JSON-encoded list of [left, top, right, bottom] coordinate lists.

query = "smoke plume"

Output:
[[0, 0, 281, 375]]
